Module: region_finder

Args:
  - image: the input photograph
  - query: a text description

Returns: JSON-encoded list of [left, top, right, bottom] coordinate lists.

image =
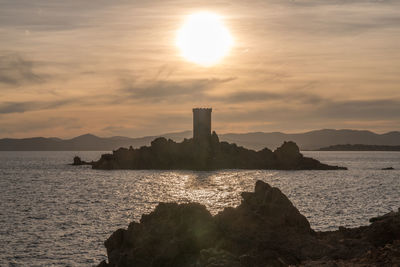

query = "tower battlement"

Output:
[[192, 108, 212, 141]]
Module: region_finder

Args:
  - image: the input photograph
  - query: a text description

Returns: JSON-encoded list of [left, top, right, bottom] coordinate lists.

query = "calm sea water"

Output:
[[0, 151, 399, 266]]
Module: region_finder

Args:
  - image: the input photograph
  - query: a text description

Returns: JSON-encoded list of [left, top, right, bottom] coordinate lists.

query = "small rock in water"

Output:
[[71, 156, 92, 166], [72, 156, 83, 165], [382, 167, 394, 170]]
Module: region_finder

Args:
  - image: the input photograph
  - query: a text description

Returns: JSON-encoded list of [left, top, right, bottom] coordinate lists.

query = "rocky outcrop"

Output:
[[87, 133, 346, 170], [97, 180, 399, 267], [101, 203, 218, 267], [301, 240, 400, 266], [70, 156, 93, 166], [303, 209, 400, 266]]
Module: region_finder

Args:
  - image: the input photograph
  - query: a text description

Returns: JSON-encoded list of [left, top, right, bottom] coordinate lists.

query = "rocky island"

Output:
[[97, 180, 400, 267], [73, 108, 345, 170], [73, 108, 346, 171], [84, 134, 345, 170]]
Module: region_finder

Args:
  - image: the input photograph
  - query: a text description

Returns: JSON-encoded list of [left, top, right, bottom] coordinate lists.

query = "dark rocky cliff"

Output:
[[97, 180, 400, 267]]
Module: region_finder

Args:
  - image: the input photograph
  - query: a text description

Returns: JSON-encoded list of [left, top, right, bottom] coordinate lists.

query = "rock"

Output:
[[301, 240, 400, 266], [369, 211, 397, 223], [85, 133, 346, 171], [97, 181, 400, 267], [101, 202, 218, 267], [198, 248, 242, 267], [104, 228, 126, 264], [97, 260, 108, 267], [72, 156, 83, 165], [366, 209, 400, 247], [274, 141, 346, 170], [215, 180, 318, 265], [274, 141, 302, 168], [382, 167, 394, 170], [71, 156, 92, 166]]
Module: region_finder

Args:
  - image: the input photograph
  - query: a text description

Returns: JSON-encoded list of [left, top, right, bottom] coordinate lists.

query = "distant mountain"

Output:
[[0, 132, 192, 151], [221, 129, 400, 150], [1, 129, 399, 151]]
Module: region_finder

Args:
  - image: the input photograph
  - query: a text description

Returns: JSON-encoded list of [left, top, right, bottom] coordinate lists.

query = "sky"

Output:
[[1, 0, 400, 138]]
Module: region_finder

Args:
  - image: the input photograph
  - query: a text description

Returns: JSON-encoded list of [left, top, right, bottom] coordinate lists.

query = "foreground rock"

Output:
[[97, 181, 399, 267], [85, 132, 346, 170]]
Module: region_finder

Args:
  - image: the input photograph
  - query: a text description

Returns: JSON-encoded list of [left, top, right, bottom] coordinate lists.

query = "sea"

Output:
[[0, 151, 399, 266]]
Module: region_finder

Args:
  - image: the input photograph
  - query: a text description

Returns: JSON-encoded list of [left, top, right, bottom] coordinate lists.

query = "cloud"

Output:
[[0, 99, 75, 114], [100, 112, 192, 137], [120, 77, 235, 102], [317, 99, 400, 120], [216, 97, 400, 122], [0, 0, 118, 31], [216, 90, 324, 104], [1, 0, 400, 137], [0, 53, 44, 86], [0, 116, 82, 136]]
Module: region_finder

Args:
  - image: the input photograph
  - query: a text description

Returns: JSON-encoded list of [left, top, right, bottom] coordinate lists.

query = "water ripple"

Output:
[[0, 151, 399, 266]]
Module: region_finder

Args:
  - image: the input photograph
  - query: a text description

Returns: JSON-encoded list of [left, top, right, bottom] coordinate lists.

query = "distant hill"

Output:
[[1, 129, 399, 151], [221, 129, 400, 150], [319, 144, 400, 151], [0, 132, 191, 151]]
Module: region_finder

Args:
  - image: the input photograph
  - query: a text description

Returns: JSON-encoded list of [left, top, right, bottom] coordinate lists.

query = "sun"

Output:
[[176, 12, 233, 66]]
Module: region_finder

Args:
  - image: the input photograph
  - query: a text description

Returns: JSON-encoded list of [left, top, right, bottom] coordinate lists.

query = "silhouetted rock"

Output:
[[87, 133, 346, 171], [214, 180, 318, 265], [382, 167, 394, 170], [71, 156, 92, 166], [102, 203, 218, 267], [72, 156, 82, 165], [366, 208, 400, 247], [97, 181, 400, 267], [301, 240, 400, 266]]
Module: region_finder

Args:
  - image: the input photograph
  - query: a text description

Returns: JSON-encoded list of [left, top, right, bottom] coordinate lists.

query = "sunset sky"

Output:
[[1, 0, 400, 138]]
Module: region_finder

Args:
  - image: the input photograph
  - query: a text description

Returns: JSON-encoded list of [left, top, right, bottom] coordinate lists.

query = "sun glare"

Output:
[[176, 12, 233, 66]]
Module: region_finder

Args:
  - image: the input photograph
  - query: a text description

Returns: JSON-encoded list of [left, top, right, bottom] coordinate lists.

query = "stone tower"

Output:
[[193, 108, 212, 141]]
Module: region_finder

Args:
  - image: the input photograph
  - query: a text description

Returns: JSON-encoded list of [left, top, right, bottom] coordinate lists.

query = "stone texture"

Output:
[[96, 180, 400, 267]]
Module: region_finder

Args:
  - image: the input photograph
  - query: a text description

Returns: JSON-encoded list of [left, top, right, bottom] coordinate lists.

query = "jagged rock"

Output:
[[369, 209, 399, 223], [274, 141, 302, 169], [97, 180, 400, 267], [72, 156, 83, 165], [102, 203, 218, 267], [71, 156, 92, 166], [97, 260, 108, 267], [366, 209, 400, 247], [301, 240, 400, 266], [85, 133, 346, 171], [274, 141, 346, 170], [215, 180, 317, 265], [198, 248, 242, 267]]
